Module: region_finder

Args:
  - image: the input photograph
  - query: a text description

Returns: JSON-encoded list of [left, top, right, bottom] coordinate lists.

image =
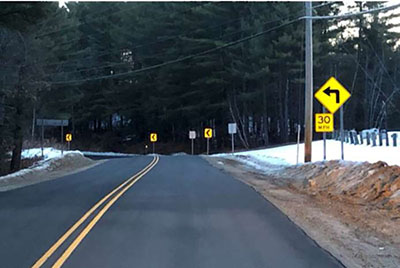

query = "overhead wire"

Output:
[[48, 17, 302, 85], [4, 2, 335, 72], [34, 2, 208, 39], [43, 11, 306, 78], [19, 2, 338, 83]]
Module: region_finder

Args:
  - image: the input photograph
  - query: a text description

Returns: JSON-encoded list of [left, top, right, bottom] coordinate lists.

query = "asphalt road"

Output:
[[0, 155, 343, 268]]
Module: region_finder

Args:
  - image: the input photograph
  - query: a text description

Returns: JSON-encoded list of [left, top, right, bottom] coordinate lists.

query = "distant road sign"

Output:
[[314, 77, 351, 114], [189, 131, 196, 139], [315, 113, 333, 132], [204, 128, 212, 139], [66, 133, 72, 142], [228, 123, 237, 134], [150, 133, 157, 142], [37, 119, 69, 127]]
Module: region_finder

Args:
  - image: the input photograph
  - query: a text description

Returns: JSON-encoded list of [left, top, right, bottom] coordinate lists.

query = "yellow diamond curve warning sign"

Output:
[[315, 113, 334, 133], [150, 133, 157, 142], [314, 77, 351, 114]]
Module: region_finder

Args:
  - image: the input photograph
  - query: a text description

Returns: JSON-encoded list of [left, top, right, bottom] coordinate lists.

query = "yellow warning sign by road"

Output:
[[65, 133, 72, 142], [314, 77, 351, 114], [204, 128, 212, 139], [150, 133, 157, 142], [315, 113, 334, 132]]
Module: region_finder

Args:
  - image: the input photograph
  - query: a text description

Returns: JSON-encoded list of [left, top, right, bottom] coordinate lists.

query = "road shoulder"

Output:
[[0, 154, 104, 192], [205, 156, 400, 268]]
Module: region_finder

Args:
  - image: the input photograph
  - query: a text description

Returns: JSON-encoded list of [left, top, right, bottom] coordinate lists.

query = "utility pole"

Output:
[[304, 1, 313, 162]]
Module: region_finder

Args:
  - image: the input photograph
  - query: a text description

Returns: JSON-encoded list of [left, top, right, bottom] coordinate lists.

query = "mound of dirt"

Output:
[[281, 160, 400, 212], [0, 153, 99, 191]]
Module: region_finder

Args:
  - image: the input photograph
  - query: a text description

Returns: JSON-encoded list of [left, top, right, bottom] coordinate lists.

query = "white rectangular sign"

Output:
[[36, 119, 69, 126], [189, 131, 196, 139], [228, 123, 237, 134]]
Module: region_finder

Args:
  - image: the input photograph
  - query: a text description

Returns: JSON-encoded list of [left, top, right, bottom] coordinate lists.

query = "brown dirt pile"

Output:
[[282, 160, 400, 212]]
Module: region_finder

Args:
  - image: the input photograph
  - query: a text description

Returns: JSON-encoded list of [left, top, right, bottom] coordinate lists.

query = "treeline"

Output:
[[1, 2, 400, 171]]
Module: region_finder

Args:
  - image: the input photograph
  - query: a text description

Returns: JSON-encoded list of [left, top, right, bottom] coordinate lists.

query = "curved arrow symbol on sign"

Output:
[[323, 87, 340, 103]]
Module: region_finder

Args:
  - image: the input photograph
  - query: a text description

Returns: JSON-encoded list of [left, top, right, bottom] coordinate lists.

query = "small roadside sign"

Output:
[[150, 133, 157, 142], [189, 131, 196, 155], [204, 128, 212, 155], [37, 119, 69, 127], [189, 131, 196, 139], [315, 113, 334, 132], [228, 123, 237, 153], [228, 123, 237, 134], [204, 128, 212, 139], [314, 77, 351, 114], [66, 133, 72, 142]]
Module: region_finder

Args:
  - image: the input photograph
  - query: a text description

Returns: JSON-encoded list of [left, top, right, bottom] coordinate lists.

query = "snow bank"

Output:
[[215, 140, 400, 167], [81, 151, 137, 157], [0, 151, 84, 181], [21, 147, 82, 160]]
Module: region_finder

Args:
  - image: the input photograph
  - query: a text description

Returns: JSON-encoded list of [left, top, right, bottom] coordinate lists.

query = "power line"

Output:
[[48, 17, 301, 85], [5, 3, 274, 69], [43, 13, 302, 78], [34, 2, 208, 39], [31, 3, 333, 83], [6, 4, 304, 75], [304, 3, 400, 20], [4, 2, 322, 71]]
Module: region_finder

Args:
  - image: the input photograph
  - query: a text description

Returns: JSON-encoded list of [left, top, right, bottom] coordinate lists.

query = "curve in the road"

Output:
[[32, 155, 159, 268]]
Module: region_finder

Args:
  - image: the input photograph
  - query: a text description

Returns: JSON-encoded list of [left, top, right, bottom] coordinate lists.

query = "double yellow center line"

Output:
[[32, 155, 159, 268]]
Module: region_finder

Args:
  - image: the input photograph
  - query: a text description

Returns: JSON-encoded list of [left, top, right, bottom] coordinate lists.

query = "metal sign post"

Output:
[[41, 123, 44, 158], [228, 123, 237, 153], [189, 131, 196, 155], [296, 124, 301, 165], [65, 133, 72, 151], [150, 133, 157, 154], [340, 106, 344, 160], [323, 107, 326, 160], [37, 119, 69, 157], [61, 125, 64, 155], [204, 128, 212, 155]]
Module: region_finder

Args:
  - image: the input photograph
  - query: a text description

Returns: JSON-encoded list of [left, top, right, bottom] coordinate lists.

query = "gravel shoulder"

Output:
[[205, 156, 400, 268], [0, 153, 104, 192]]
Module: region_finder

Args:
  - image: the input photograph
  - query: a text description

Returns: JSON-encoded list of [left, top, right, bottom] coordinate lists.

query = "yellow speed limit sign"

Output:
[[65, 133, 72, 142], [150, 133, 157, 142], [315, 113, 333, 132]]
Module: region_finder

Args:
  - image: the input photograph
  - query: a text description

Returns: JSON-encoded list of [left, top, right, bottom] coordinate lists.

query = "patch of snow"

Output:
[[21, 147, 82, 160], [215, 139, 400, 168], [171, 152, 187, 156], [0, 151, 82, 181], [81, 151, 136, 157]]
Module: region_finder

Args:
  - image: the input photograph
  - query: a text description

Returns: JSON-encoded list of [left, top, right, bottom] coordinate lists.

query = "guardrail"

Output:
[[332, 130, 398, 147]]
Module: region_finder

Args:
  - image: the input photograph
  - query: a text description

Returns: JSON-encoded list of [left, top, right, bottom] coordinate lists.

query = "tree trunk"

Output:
[[282, 78, 290, 142], [262, 84, 269, 146], [10, 86, 23, 172]]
